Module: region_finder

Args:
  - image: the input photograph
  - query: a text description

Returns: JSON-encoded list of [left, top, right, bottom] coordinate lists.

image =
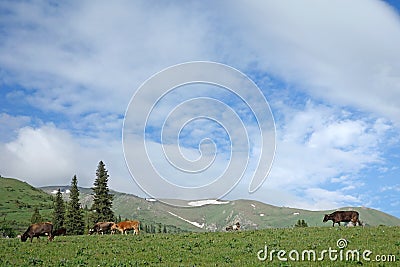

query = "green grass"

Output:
[[1, 226, 398, 266]]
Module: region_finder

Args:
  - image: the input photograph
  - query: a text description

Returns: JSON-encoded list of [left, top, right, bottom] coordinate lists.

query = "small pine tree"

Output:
[[30, 207, 42, 224], [65, 175, 85, 235], [295, 219, 308, 227], [90, 161, 114, 223], [52, 189, 65, 230]]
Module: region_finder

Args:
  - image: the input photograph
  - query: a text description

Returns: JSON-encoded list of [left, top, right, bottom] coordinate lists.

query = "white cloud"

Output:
[[0, 113, 31, 142], [380, 184, 400, 192], [222, 0, 400, 124], [269, 101, 387, 186], [301, 188, 362, 210], [0, 1, 216, 117], [0, 125, 81, 185], [0, 1, 399, 215], [225, 99, 393, 210], [0, 124, 139, 194]]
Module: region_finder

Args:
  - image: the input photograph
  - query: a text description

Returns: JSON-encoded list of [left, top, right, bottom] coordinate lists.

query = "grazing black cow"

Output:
[[323, 211, 361, 227], [53, 227, 67, 236], [89, 222, 115, 235], [21, 222, 53, 242], [226, 222, 241, 231]]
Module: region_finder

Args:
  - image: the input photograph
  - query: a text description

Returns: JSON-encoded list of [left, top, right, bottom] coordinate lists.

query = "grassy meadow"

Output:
[[0, 226, 398, 266]]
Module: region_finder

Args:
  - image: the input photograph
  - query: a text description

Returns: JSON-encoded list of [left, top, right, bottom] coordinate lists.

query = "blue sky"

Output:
[[0, 0, 399, 218]]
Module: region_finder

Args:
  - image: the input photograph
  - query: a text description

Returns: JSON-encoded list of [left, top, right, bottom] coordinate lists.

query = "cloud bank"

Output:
[[0, 0, 399, 216]]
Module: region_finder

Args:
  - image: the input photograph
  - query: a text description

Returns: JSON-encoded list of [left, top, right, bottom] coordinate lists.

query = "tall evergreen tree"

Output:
[[52, 188, 65, 230], [82, 205, 91, 233], [91, 161, 114, 222], [65, 175, 85, 235], [30, 207, 42, 224]]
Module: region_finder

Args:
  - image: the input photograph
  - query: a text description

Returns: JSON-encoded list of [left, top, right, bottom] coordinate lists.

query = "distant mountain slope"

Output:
[[40, 185, 400, 231]]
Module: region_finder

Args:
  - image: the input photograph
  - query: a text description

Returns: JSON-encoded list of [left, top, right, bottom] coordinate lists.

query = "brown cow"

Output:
[[323, 211, 361, 227], [111, 220, 140, 235], [89, 222, 115, 235], [21, 222, 53, 242]]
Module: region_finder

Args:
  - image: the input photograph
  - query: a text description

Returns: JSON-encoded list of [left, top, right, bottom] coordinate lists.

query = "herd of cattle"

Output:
[[90, 220, 140, 235], [19, 211, 362, 242], [20, 220, 140, 242]]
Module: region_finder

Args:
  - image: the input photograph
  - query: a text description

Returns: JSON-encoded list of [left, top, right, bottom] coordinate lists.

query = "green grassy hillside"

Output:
[[0, 177, 54, 234]]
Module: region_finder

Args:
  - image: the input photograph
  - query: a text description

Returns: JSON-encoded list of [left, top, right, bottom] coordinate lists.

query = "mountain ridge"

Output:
[[39, 184, 400, 231], [1, 177, 399, 234]]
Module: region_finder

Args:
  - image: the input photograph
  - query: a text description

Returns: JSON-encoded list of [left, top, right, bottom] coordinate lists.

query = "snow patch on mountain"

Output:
[[188, 199, 229, 207], [168, 211, 204, 228]]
